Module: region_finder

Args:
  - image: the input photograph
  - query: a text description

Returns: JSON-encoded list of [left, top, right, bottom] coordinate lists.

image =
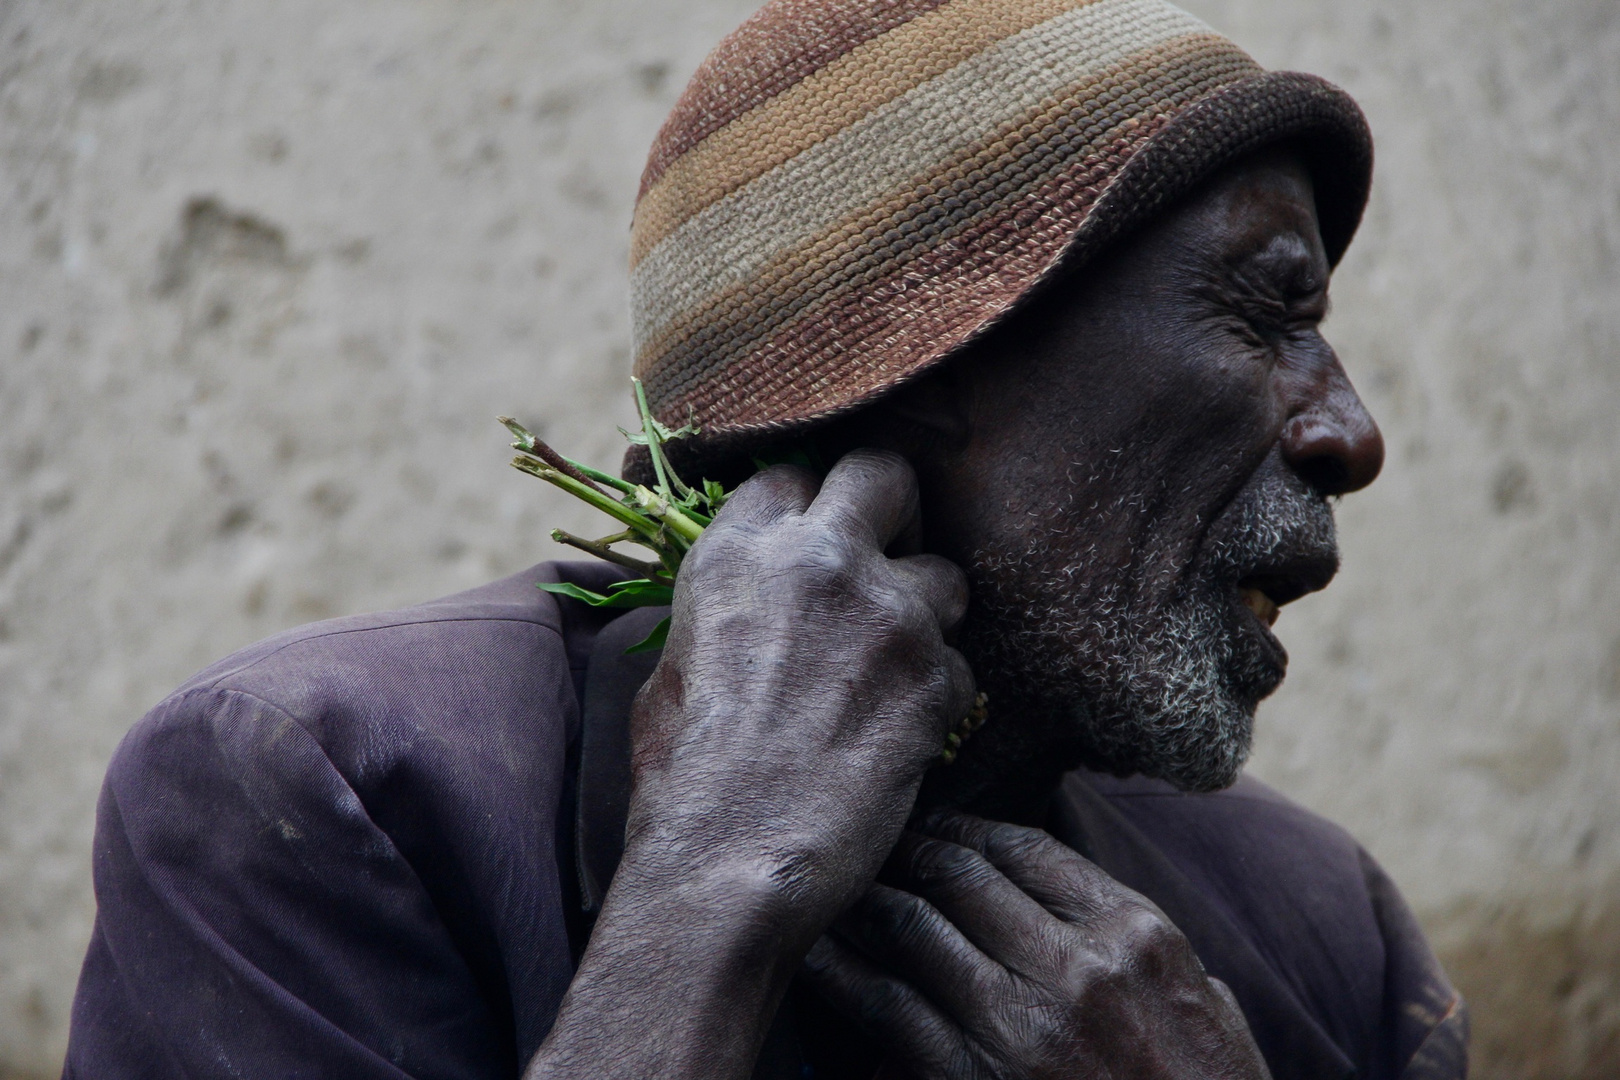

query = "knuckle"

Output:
[[887, 589, 942, 640], [884, 895, 941, 947], [1065, 943, 1134, 1007], [678, 530, 726, 578], [691, 514, 763, 560], [1115, 901, 1188, 966], [903, 555, 970, 613], [848, 446, 914, 482], [983, 821, 1055, 863], [1207, 975, 1242, 1014], [824, 450, 914, 513], [789, 530, 851, 573], [750, 462, 815, 499], [788, 536, 870, 600], [762, 462, 815, 485], [837, 571, 936, 642], [907, 839, 992, 890], [925, 554, 970, 597]]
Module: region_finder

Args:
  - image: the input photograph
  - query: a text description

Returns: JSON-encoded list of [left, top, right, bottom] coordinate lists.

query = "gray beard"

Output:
[[961, 461, 1337, 793]]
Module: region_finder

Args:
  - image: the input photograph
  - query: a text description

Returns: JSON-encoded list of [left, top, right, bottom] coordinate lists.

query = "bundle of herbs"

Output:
[[500, 378, 987, 761]]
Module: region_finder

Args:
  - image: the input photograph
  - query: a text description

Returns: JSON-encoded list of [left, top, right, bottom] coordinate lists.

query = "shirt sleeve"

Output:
[[1360, 847, 1470, 1080], [64, 685, 521, 1080]]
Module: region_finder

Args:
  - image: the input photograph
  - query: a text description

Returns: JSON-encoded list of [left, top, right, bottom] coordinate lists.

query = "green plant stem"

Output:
[[511, 456, 665, 544], [633, 377, 695, 501], [500, 417, 607, 493], [631, 486, 705, 544], [551, 529, 672, 581], [564, 458, 639, 496]]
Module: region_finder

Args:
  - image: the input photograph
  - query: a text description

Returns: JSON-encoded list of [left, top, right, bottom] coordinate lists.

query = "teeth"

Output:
[[1240, 587, 1279, 628]]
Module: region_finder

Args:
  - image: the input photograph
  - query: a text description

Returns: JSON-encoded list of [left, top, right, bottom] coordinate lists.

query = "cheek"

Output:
[[1087, 349, 1281, 573], [940, 334, 1280, 568], [1135, 333, 1282, 486]]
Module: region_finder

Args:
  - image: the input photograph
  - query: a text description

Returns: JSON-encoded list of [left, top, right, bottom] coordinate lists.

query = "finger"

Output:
[[713, 464, 818, 526], [802, 935, 964, 1077], [915, 811, 1123, 924], [807, 449, 921, 551], [881, 832, 1065, 980], [833, 883, 1005, 1025], [887, 553, 970, 637]]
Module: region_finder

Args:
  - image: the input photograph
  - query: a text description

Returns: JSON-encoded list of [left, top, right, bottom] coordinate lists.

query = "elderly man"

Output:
[[66, 2, 1466, 1079]]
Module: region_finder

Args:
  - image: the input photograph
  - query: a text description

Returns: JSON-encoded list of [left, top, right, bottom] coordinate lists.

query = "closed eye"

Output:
[[1216, 278, 1327, 362], [1222, 227, 1330, 333], [1189, 240, 1331, 350], [1243, 292, 1329, 339]]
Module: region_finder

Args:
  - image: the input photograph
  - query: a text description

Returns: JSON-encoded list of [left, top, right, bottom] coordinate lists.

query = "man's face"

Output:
[[917, 148, 1384, 793]]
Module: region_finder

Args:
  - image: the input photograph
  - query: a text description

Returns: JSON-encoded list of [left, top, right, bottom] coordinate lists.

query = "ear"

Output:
[[878, 364, 973, 450]]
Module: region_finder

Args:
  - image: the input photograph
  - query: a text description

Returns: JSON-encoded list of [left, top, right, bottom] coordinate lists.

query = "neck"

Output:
[[914, 681, 1095, 826]]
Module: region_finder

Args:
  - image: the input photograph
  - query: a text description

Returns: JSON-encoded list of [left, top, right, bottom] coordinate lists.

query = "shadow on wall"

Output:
[[1439, 885, 1620, 1080]]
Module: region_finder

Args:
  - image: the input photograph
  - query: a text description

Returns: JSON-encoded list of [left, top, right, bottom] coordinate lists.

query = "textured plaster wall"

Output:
[[0, 0, 1614, 1076]]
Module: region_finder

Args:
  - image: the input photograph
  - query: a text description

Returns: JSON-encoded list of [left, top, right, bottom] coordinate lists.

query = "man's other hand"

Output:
[[623, 448, 977, 943], [803, 811, 1271, 1080]]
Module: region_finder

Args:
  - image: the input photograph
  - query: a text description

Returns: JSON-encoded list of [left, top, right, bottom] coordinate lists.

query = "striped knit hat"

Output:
[[627, 0, 1371, 464]]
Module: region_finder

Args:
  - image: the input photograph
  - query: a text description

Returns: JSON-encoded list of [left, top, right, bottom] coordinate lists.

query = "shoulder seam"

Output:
[[177, 682, 313, 726], [201, 614, 565, 690]]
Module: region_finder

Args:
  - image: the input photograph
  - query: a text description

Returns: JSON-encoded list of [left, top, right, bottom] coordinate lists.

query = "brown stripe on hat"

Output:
[[623, 0, 1374, 469], [631, 0, 1107, 267], [637, 0, 951, 200]]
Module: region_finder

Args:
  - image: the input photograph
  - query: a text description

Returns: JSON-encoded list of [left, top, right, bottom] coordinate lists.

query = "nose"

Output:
[[1279, 373, 1385, 496]]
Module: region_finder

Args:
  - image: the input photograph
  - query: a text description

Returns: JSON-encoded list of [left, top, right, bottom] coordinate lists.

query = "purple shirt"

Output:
[[64, 563, 1465, 1079]]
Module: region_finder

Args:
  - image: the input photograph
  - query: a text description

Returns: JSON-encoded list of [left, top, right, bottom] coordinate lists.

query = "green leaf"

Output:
[[535, 581, 617, 605], [536, 579, 674, 608], [602, 579, 676, 605], [617, 425, 653, 446], [617, 420, 698, 447], [624, 616, 670, 655]]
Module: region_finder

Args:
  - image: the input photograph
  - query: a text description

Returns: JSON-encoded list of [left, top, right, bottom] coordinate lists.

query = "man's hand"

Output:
[[621, 449, 976, 931], [530, 450, 975, 1080], [802, 811, 1271, 1080]]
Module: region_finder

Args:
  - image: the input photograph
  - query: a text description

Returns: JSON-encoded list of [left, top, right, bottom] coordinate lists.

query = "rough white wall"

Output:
[[0, 0, 1614, 1076]]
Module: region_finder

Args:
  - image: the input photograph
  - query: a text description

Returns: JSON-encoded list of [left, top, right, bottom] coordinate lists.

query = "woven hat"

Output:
[[626, 0, 1372, 466]]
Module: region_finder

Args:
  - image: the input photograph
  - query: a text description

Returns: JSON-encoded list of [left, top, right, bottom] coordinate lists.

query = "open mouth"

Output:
[[1238, 585, 1281, 627], [1235, 560, 1337, 632]]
